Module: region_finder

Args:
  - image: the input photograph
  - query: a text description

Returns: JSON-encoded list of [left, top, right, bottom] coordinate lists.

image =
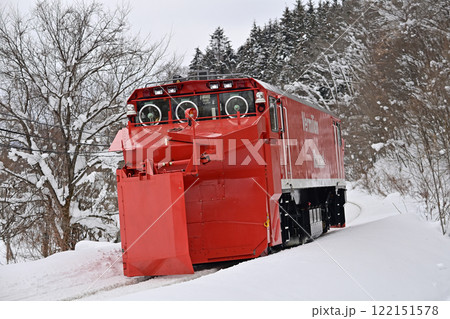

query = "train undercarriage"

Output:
[[278, 186, 346, 249]]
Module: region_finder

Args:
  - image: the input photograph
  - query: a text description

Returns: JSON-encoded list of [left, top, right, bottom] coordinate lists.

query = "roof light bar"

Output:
[[154, 88, 164, 95], [142, 88, 151, 98], [167, 86, 177, 94], [209, 82, 219, 90], [223, 81, 233, 89]]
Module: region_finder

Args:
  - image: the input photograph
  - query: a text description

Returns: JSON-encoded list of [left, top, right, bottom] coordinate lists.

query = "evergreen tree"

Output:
[[279, 6, 296, 62], [286, 0, 356, 110], [279, 1, 307, 83], [236, 22, 264, 78], [202, 27, 236, 74], [305, 0, 318, 43], [188, 47, 205, 72], [261, 20, 282, 83], [316, 1, 335, 41]]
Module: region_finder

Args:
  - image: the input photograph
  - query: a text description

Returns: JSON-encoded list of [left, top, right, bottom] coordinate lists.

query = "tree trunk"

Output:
[[61, 203, 72, 251]]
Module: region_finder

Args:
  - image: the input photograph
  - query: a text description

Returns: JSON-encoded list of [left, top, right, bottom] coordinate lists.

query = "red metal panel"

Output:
[[201, 176, 268, 261], [117, 170, 194, 277], [184, 175, 269, 264], [280, 95, 341, 181]]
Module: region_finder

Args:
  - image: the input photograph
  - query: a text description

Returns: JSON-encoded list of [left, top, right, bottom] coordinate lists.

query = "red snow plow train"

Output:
[[109, 76, 346, 277]]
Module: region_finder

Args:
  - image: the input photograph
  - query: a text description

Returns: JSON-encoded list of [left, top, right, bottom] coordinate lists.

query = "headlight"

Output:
[[255, 91, 266, 104], [209, 82, 219, 90], [167, 86, 177, 94], [153, 88, 164, 95], [126, 104, 136, 116], [223, 81, 233, 88]]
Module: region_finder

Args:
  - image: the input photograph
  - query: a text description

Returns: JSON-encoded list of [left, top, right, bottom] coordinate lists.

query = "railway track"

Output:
[[344, 201, 362, 224]]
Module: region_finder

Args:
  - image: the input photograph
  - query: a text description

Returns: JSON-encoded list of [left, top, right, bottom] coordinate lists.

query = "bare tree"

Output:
[[354, 0, 449, 234], [0, 0, 180, 260]]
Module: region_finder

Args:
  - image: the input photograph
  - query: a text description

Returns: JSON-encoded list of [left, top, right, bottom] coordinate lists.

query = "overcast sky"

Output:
[[4, 0, 320, 65]]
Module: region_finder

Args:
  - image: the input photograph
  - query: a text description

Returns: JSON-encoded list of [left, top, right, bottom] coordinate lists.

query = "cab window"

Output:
[[219, 91, 255, 117], [337, 122, 342, 147], [172, 94, 218, 121], [137, 99, 170, 125], [269, 96, 279, 132]]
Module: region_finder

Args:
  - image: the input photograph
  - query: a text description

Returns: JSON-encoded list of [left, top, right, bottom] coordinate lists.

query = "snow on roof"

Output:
[[254, 78, 338, 118]]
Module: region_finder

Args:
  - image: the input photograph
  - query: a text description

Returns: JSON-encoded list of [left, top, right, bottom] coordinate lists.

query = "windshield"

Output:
[[219, 91, 255, 117], [172, 94, 219, 121], [136, 90, 255, 125], [137, 99, 170, 124]]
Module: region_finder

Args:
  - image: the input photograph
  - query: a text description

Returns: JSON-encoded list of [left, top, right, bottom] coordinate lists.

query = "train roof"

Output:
[[253, 78, 337, 118], [131, 75, 337, 118]]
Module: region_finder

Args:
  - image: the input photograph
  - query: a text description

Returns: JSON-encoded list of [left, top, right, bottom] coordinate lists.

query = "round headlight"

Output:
[[126, 104, 136, 116]]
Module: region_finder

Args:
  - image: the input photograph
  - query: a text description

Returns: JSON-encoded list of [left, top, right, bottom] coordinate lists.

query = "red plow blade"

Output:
[[117, 171, 194, 276]]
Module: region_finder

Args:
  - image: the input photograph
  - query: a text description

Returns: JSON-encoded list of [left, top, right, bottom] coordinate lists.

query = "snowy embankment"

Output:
[[1, 186, 449, 301], [0, 240, 215, 301]]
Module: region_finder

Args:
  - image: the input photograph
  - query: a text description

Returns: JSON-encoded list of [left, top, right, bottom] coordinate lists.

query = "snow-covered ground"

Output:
[[1, 185, 449, 301]]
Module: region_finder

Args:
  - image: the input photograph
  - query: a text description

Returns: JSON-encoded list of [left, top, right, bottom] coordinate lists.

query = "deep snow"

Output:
[[1, 186, 449, 301]]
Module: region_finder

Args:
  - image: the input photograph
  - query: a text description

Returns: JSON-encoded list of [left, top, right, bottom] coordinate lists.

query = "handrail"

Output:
[[144, 73, 252, 88]]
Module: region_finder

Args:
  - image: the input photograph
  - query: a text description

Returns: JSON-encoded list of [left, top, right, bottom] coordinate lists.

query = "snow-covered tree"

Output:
[[201, 27, 236, 74], [357, 0, 450, 234], [261, 20, 282, 83], [188, 47, 205, 73], [236, 22, 264, 78], [0, 0, 178, 261], [285, 0, 360, 110], [278, 3, 307, 83], [278, 7, 296, 62]]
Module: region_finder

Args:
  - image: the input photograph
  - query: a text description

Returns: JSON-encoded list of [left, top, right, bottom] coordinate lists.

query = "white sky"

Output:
[[3, 0, 320, 65]]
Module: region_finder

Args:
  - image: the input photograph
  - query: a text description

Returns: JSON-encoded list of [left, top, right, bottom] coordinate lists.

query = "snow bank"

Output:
[[0, 240, 217, 301], [1, 188, 449, 301], [0, 241, 127, 300]]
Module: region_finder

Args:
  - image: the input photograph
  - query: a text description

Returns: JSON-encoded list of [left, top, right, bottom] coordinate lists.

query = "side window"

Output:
[[337, 122, 342, 147], [334, 121, 342, 147], [278, 101, 285, 132], [269, 96, 278, 132]]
